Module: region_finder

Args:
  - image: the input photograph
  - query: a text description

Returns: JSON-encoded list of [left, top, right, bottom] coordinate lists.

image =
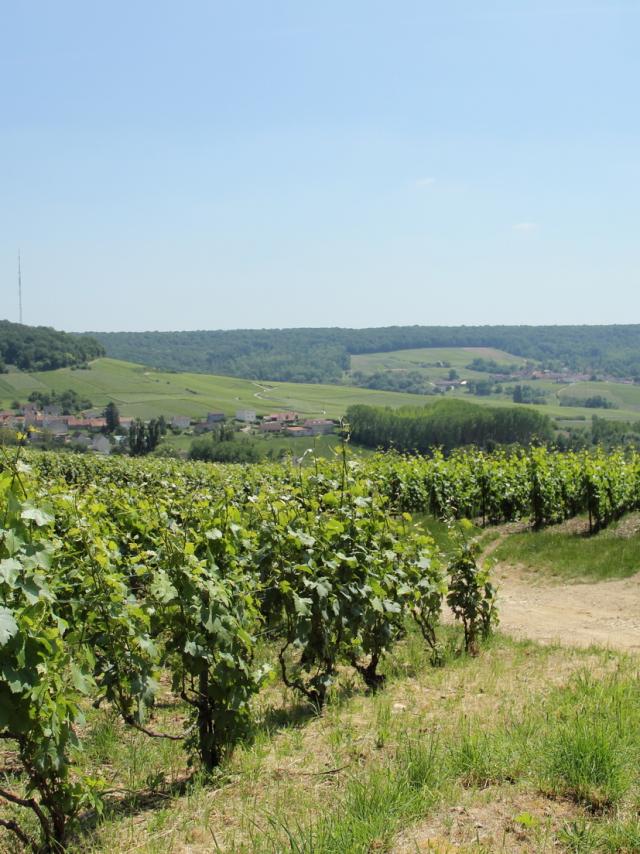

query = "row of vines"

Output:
[[373, 446, 640, 532], [1, 447, 495, 852], [2, 442, 637, 850]]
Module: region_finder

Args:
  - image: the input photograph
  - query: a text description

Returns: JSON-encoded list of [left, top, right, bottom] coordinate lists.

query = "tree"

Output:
[[128, 419, 146, 456], [128, 417, 162, 456], [104, 402, 120, 433], [146, 418, 162, 453], [189, 437, 260, 462]]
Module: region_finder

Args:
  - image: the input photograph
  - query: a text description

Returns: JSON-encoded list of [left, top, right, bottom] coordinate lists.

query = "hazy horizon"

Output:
[[2, 1, 639, 332]]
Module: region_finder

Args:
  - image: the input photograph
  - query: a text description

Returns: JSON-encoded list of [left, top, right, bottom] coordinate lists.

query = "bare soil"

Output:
[[477, 525, 640, 653], [393, 785, 578, 853], [493, 565, 640, 652]]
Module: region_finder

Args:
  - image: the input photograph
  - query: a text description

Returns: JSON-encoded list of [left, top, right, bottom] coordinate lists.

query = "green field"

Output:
[[444, 390, 640, 424], [556, 380, 640, 411], [2, 356, 639, 424], [0, 359, 453, 420], [350, 345, 529, 382], [494, 515, 640, 581], [351, 347, 640, 423]]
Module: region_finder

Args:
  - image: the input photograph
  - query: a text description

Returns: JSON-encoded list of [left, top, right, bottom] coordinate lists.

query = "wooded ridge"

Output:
[[88, 324, 640, 382]]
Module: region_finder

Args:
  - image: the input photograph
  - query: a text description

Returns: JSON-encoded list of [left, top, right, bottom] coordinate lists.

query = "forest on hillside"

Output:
[[90, 325, 640, 383], [0, 320, 105, 372]]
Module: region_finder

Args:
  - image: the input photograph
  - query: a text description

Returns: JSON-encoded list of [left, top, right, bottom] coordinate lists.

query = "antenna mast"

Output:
[[18, 251, 23, 324]]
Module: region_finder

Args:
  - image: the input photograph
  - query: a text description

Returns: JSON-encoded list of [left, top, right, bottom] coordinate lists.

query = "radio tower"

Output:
[[18, 251, 23, 324]]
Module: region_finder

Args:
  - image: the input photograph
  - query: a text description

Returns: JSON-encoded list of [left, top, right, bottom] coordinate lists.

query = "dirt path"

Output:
[[493, 565, 640, 652], [475, 524, 640, 652]]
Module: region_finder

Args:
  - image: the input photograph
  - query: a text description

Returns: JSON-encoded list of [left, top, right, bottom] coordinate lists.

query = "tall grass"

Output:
[[248, 735, 442, 854], [20, 633, 636, 853], [494, 524, 640, 580], [538, 669, 640, 810], [243, 664, 640, 852]]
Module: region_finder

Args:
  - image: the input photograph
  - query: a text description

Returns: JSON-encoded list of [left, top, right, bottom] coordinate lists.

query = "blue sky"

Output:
[[1, 1, 639, 332]]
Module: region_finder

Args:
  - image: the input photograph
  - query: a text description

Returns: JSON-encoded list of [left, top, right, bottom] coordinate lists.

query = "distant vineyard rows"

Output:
[[370, 446, 640, 532]]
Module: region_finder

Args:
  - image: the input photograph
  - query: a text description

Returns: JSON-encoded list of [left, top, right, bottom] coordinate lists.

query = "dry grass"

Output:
[[392, 785, 580, 853], [42, 631, 634, 854]]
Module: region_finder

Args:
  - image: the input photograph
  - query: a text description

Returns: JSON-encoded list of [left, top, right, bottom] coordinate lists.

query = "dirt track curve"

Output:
[[494, 566, 640, 653]]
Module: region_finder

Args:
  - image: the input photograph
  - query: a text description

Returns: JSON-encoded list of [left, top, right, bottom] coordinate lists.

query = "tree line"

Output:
[[347, 399, 553, 453], [89, 324, 640, 382]]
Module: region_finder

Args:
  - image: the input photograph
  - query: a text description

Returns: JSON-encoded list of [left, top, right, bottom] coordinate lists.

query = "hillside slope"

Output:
[[89, 324, 640, 383], [2, 358, 639, 424], [0, 358, 461, 420]]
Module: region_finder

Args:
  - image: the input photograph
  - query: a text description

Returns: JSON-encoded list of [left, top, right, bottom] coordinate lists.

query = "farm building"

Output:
[[0, 411, 20, 428], [171, 416, 191, 430], [263, 411, 298, 423], [236, 409, 257, 423], [302, 419, 335, 435], [259, 421, 283, 433], [91, 435, 111, 454], [41, 418, 69, 436], [285, 426, 313, 437]]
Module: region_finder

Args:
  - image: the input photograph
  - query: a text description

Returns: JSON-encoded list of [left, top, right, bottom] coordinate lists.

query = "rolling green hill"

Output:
[[90, 324, 640, 382], [350, 345, 529, 382], [351, 346, 640, 419], [556, 380, 640, 410], [0, 359, 460, 421], [2, 358, 639, 425]]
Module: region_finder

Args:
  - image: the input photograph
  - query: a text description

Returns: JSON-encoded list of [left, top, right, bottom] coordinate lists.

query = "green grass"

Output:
[[157, 433, 195, 453], [443, 386, 640, 423], [3, 356, 638, 425], [0, 358, 473, 421], [4, 623, 638, 853], [351, 347, 640, 423], [540, 671, 640, 810], [493, 518, 640, 581], [559, 816, 640, 853], [350, 346, 530, 381], [557, 380, 640, 412], [248, 749, 440, 854]]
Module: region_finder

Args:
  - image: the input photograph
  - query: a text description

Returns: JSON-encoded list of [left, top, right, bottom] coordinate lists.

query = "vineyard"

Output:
[[1, 445, 639, 851]]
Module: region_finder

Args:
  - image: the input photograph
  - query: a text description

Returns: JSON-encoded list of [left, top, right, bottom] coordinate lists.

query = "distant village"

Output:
[[0, 404, 336, 455], [431, 367, 637, 394], [2, 363, 635, 457]]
